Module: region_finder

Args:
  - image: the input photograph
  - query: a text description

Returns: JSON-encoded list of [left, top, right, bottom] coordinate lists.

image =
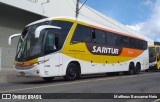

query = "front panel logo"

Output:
[[92, 46, 119, 55], [86, 43, 122, 56]]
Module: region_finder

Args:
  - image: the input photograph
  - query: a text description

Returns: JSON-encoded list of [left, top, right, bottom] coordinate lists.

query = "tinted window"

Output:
[[95, 29, 106, 44], [106, 32, 113, 46], [51, 20, 73, 47], [138, 40, 141, 49], [117, 35, 128, 47], [143, 41, 147, 50], [123, 36, 129, 47], [44, 29, 59, 55], [138, 40, 143, 50], [91, 29, 96, 43], [22, 21, 50, 38], [71, 25, 91, 43], [156, 47, 159, 53], [71, 24, 147, 50], [129, 38, 135, 49], [134, 39, 138, 49], [112, 34, 120, 46], [149, 47, 156, 63]]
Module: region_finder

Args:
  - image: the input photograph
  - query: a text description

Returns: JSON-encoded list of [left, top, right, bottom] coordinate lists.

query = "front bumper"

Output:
[[14, 66, 41, 77]]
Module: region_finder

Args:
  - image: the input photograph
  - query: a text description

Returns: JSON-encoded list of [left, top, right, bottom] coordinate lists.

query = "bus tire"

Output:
[[127, 64, 135, 75], [135, 63, 141, 74], [42, 77, 54, 82], [64, 63, 80, 81], [155, 64, 158, 70]]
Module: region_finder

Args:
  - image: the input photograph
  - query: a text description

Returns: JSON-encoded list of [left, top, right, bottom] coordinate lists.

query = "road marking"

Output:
[[0, 73, 159, 93]]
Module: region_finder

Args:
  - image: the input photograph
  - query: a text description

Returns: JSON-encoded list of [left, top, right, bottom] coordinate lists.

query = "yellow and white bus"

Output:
[[149, 45, 160, 70], [9, 17, 149, 81]]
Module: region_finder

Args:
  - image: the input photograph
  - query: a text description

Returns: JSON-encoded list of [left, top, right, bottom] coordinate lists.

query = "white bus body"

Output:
[[9, 17, 149, 81]]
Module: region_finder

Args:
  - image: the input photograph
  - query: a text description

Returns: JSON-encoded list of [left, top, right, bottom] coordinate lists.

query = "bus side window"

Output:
[[71, 25, 91, 44], [105, 32, 113, 46], [51, 20, 73, 49], [95, 29, 106, 45], [124, 37, 129, 48], [91, 29, 96, 43], [112, 34, 118, 46], [156, 47, 159, 53], [143, 41, 147, 50], [129, 37, 135, 49]]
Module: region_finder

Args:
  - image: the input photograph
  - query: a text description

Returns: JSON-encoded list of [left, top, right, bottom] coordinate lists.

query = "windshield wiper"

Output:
[[16, 43, 24, 59]]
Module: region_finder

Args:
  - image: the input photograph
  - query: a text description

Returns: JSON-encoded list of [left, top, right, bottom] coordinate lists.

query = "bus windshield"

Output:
[[16, 21, 49, 61], [15, 20, 73, 61], [149, 47, 156, 63]]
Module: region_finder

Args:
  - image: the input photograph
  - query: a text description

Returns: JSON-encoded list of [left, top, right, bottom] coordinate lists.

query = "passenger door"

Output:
[[43, 29, 60, 76], [157, 47, 160, 69]]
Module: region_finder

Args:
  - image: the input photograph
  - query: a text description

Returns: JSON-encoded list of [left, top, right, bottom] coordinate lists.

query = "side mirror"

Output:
[[8, 33, 21, 45], [35, 25, 61, 38]]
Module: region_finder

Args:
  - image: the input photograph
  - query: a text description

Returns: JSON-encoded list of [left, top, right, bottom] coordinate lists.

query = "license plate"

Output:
[[19, 72, 25, 76]]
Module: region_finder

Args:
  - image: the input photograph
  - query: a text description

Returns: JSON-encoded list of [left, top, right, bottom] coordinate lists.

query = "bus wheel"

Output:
[[134, 68, 140, 74], [127, 64, 135, 75], [42, 77, 54, 82], [135, 64, 141, 74], [64, 63, 80, 81], [155, 64, 158, 70]]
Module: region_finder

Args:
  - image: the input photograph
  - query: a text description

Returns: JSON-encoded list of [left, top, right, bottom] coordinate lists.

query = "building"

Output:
[[0, 0, 44, 68], [0, 0, 153, 68]]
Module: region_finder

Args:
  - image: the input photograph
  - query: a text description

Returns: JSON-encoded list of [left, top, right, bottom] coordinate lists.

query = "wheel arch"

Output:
[[129, 62, 135, 69], [63, 59, 81, 75], [136, 62, 141, 71]]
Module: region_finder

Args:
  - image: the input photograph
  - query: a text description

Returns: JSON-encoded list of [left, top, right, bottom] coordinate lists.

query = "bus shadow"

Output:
[[9, 72, 135, 84], [9, 70, 159, 85]]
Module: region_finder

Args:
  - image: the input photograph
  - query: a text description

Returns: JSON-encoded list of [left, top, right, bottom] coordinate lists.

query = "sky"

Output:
[[80, 0, 160, 42]]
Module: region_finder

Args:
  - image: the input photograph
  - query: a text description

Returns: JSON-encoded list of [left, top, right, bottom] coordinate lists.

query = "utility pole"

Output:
[[75, 0, 88, 18], [76, 0, 80, 18], [41, 0, 50, 18]]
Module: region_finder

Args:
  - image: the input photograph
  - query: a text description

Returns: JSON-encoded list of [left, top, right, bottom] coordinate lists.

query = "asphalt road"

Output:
[[0, 71, 160, 102]]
